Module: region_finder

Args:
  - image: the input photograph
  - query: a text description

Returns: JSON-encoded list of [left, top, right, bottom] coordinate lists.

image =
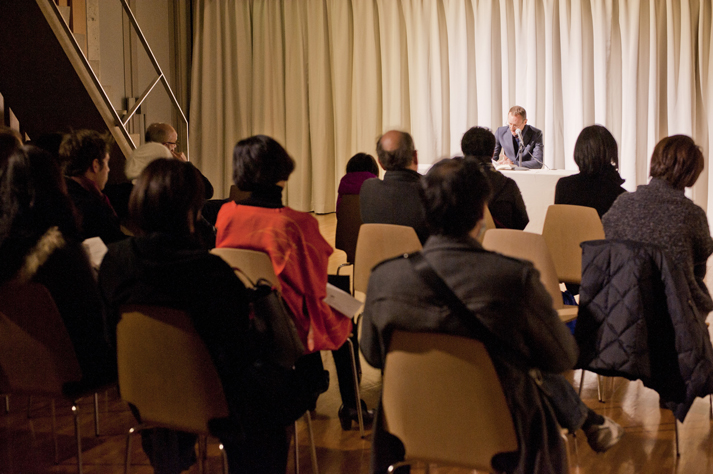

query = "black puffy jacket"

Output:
[[575, 239, 713, 421]]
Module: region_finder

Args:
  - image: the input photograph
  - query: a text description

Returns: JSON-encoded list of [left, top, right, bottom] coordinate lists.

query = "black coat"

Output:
[[575, 239, 713, 421], [359, 169, 429, 244], [554, 168, 626, 218]]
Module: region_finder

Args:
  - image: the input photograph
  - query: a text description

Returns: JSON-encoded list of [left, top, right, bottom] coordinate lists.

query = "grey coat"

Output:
[[361, 234, 578, 474]]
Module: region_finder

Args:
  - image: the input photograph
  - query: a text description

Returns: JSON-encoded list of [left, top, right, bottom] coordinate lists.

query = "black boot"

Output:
[[338, 400, 374, 431]]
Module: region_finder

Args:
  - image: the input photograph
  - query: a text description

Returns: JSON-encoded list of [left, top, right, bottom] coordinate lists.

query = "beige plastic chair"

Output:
[[353, 224, 423, 296], [474, 207, 497, 244], [482, 229, 578, 322], [0, 281, 95, 473], [117, 306, 230, 474], [382, 331, 518, 472], [210, 248, 322, 464], [210, 247, 281, 290], [541, 204, 605, 285]]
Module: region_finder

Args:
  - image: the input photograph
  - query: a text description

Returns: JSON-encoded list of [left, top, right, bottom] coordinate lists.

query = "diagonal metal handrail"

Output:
[[119, 0, 189, 159]]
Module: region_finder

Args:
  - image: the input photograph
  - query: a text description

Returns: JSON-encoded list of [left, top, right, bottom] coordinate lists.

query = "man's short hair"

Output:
[[461, 127, 496, 163], [508, 106, 527, 120], [649, 135, 704, 190], [573, 125, 619, 176], [129, 158, 205, 235], [376, 131, 415, 171], [145, 123, 174, 144], [232, 135, 295, 191], [59, 129, 113, 177], [420, 157, 492, 237]]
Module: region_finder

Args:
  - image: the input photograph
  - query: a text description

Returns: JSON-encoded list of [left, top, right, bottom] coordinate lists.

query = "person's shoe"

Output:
[[337, 400, 374, 431], [584, 415, 624, 452]]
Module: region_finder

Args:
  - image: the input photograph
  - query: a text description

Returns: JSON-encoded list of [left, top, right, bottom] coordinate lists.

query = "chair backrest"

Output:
[[229, 184, 251, 203], [117, 306, 230, 433], [335, 194, 363, 263], [0, 282, 82, 397], [482, 229, 564, 309], [210, 247, 281, 290], [353, 224, 423, 295], [541, 204, 604, 284], [382, 331, 518, 471], [477, 207, 497, 243]]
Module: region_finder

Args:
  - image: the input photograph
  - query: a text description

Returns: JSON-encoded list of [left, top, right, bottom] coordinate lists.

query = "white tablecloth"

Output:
[[501, 169, 577, 233]]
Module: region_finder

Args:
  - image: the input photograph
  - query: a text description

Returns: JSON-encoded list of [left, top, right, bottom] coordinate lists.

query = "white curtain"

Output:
[[191, 0, 713, 217]]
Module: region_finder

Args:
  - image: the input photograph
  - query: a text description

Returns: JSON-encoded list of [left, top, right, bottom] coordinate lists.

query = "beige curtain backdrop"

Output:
[[190, 0, 713, 217]]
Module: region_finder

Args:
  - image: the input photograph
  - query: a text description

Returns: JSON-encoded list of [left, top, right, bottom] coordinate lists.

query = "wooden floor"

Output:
[[3, 213, 713, 474]]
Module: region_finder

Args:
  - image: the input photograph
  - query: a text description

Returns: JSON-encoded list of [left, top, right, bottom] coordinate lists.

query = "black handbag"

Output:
[[243, 276, 305, 370]]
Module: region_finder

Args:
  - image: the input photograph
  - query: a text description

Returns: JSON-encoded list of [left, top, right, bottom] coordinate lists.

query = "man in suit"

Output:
[[361, 157, 623, 474], [359, 130, 429, 244], [493, 105, 544, 169]]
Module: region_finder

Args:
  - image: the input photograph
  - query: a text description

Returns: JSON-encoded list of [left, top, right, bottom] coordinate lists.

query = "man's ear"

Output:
[[377, 158, 386, 170], [92, 158, 101, 173], [412, 150, 418, 166]]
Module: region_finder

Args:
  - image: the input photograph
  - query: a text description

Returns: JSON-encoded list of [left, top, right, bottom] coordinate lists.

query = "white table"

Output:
[[501, 169, 577, 233]]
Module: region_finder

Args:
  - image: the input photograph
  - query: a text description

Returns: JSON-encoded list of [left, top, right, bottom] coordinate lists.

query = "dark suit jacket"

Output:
[[361, 234, 577, 474], [65, 178, 126, 244], [359, 169, 429, 244], [493, 124, 544, 169]]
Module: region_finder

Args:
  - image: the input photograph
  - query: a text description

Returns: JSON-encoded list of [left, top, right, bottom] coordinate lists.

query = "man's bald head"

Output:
[[145, 123, 177, 146], [376, 130, 417, 171]]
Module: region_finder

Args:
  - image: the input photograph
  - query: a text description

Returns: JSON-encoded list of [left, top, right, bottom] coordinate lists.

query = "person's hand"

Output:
[[172, 150, 188, 162], [497, 156, 514, 166]]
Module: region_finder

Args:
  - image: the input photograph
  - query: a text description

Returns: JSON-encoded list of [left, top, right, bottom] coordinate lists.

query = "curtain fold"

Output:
[[191, 0, 713, 220]]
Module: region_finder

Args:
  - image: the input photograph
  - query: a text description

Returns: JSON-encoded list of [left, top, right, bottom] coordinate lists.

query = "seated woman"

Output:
[[99, 158, 291, 474], [336, 152, 379, 213], [215, 135, 373, 430], [555, 124, 627, 217], [0, 141, 116, 389], [603, 135, 713, 315]]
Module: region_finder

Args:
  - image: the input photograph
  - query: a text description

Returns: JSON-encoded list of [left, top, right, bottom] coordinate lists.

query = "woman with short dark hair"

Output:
[[216, 135, 373, 430], [554, 125, 627, 217], [100, 158, 288, 474], [603, 135, 713, 314]]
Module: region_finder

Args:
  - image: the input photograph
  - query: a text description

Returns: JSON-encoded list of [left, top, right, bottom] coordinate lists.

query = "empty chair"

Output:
[[382, 331, 518, 472], [335, 194, 363, 265], [353, 223, 423, 297], [0, 281, 99, 473], [541, 204, 604, 285], [483, 229, 578, 322]]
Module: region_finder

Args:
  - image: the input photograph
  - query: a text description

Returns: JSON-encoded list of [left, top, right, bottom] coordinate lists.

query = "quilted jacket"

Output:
[[575, 239, 713, 421]]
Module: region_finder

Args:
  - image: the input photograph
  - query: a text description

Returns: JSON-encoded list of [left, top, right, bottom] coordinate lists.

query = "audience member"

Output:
[[336, 152, 379, 213], [461, 126, 529, 229], [361, 157, 623, 474], [60, 129, 127, 244], [0, 143, 116, 389], [603, 135, 713, 315], [99, 158, 290, 474], [360, 130, 429, 244], [555, 125, 626, 217], [493, 105, 544, 169], [215, 135, 373, 430]]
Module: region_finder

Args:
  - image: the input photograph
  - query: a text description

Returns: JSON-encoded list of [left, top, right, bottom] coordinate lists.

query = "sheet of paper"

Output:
[[82, 237, 108, 269], [324, 283, 363, 318]]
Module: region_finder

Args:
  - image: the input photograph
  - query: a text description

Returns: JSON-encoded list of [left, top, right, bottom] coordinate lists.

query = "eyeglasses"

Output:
[[163, 141, 179, 147]]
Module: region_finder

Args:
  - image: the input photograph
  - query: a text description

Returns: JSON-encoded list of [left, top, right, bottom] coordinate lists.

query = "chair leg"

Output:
[[293, 421, 300, 474], [674, 419, 680, 457], [577, 369, 585, 396], [304, 411, 319, 474], [345, 338, 364, 438], [72, 403, 83, 474], [124, 427, 134, 474], [596, 375, 604, 402], [52, 399, 59, 464], [94, 392, 100, 437], [220, 442, 228, 474]]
